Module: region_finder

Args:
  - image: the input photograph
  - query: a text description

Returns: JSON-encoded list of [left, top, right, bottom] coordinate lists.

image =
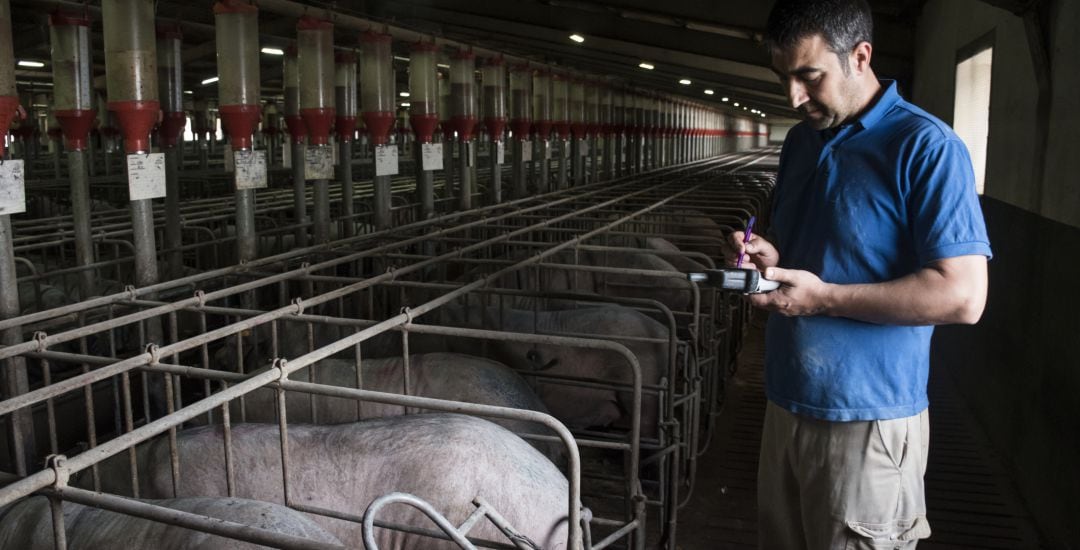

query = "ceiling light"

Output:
[[743, 106, 748, 110], [678, 79, 692, 85], [184, 90, 193, 95], [201, 76, 219, 85], [17, 60, 44, 68], [733, 102, 740, 107], [393, 56, 411, 62], [760, 113, 766, 117], [437, 63, 450, 69], [721, 97, 729, 102], [569, 34, 585, 43], [703, 89, 714, 95], [399, 92, 410, 97], [400, 102, 411, 107], [260, 47, 284, 56], [638, 62, 654, 70]]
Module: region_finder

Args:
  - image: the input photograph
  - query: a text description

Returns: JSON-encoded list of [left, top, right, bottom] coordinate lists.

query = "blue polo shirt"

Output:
[[767, 81, 992, 421]]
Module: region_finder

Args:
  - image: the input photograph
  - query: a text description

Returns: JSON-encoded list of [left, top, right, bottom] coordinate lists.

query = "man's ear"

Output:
[[851, 41, 873, 74]]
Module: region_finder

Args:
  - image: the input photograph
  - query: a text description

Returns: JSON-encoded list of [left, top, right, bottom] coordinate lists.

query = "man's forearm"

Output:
[[822, 257, 988, 325]]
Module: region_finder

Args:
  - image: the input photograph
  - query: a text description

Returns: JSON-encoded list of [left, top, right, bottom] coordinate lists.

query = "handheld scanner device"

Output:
[[686, 268, 781, 294]]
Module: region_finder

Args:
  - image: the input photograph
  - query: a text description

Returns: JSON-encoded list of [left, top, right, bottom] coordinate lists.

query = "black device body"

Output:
[[686, 268, 781, 294]]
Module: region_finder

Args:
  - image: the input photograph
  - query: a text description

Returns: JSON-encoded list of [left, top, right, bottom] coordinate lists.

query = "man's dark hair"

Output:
[[765, 0, 874, 73]]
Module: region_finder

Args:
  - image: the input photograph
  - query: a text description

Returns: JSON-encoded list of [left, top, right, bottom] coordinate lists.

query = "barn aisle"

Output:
[[677, 314, 1044, 549]]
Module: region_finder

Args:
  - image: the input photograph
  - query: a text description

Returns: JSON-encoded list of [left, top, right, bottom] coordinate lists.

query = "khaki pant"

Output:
[[758, 402, 933, 549]]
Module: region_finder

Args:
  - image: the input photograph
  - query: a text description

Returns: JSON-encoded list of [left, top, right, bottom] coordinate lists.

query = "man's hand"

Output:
[[748, 267, 832, 316], [726, 231, 780, 270]]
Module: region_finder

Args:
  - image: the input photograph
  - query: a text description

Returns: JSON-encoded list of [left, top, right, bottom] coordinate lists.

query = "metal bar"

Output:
[[292, 141, 308, 247], [458, 139, 473, 211], [235, 188, 257, 263], [512, 139, 527, 199], [339, 140, 355, 238], [163, 146, 182, 279], [489, 138, 502, 204], [373, 175, 392, 229], [537, 139, 550, 194], [0, 214, 34, 475], [363, 492, 478, 550], [68, 149, 97, 298], [414, 144, 435, 218], [313, 178, 330, 244]]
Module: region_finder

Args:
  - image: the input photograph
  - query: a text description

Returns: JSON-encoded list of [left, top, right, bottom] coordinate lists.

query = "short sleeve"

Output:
[[906, 138, 993, 265]]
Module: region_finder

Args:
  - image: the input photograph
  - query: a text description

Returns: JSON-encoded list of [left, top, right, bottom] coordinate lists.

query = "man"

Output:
[[729, 0, 992, 548]]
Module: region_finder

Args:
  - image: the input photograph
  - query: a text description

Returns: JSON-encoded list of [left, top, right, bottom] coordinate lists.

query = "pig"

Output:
[[463, 247, 698, 314], [89, 414, 571, 549], [0, 495, 342, 549], [418, 304, 668, 438], [202, 352, 562, 462]]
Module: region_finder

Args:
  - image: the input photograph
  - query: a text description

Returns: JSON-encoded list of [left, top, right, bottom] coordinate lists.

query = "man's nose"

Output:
[[786, 80, 808, 110]]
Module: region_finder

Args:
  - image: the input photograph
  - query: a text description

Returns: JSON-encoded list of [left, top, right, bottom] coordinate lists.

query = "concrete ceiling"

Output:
[[6, 0, 929, 124]]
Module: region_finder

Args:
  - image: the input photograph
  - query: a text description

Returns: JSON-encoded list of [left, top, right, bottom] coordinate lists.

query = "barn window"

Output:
[[953, 43, 993, 195]]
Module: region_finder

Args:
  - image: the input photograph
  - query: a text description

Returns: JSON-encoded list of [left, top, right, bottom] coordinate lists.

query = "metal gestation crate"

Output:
[[0, 151, 774, 550]]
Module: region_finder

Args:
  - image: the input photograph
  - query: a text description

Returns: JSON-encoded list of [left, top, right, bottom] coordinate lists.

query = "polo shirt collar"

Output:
[[855, 79, 900, 130]]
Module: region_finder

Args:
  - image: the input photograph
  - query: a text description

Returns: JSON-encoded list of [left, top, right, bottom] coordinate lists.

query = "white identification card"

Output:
[[0, 160, 26, 215], [305, 145, 334, 180], [496, 140, 505, 165], [421, 142, 443, 171], [127, 153, 167, 200], [282, 142, 292, 168], [375, 144, 399, 176], [521, 140, 532, 162], [224, 146, 234, 173], [234, 150, 267, 190]]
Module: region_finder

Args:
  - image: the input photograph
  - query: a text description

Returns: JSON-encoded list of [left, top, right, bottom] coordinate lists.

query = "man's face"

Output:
[[771, 34, 860, 130]]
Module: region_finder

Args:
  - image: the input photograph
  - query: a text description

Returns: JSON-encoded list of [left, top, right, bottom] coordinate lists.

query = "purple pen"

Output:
[[736, 215, 756, 268]]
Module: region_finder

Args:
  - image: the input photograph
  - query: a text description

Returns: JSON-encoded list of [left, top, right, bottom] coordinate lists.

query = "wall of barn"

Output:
[[768, 123, 794, 144], [913, 0, 1080, 547]]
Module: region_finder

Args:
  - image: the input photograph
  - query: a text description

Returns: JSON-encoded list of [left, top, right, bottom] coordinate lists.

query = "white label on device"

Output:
[[375, 144, 399, 176], [305, 145, 334, 180], [127, 153, 166, 200], [0, 160, 26, 215], [234, 150, 267, 189], [421, 142, 443, 171]]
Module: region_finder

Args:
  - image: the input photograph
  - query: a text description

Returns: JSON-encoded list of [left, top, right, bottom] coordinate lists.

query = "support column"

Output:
[[448, 50, 477, 212], [408, 43, 439, 220], [156, 23, 185, 277], [0, 5, 34, 466], [51, 10, 98, 295], [68, 150, 95, 298], [297, 16, 335, 244], [338, 139, 354, 237], [457, 140, 473, 210], [511, 138, 527, 198], [360, 31, 397, 230], [284, 45, 308, 248]]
